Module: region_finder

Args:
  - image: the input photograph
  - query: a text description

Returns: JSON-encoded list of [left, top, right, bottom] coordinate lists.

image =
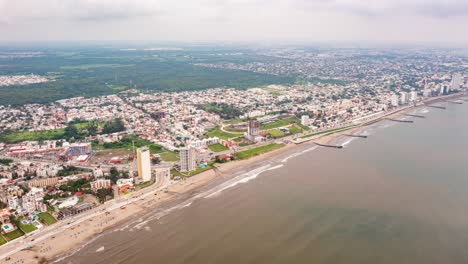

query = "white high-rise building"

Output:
[[409, 91, 418, 102], [391, 94, 399, 107], [301, 115, 310, 126], [180, 147, 196, 172], [245, 120, 260, 141], [137, 147, 152, 182], [7, 196, 19, 209], [451, 73, 463, 91], [400, 92, 408, 104]]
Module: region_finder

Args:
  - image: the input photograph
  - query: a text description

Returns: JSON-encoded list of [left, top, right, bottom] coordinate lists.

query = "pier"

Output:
[[426, 105, 446, 109], [385, 118, 414, 123], [343, 134, 368, 138], [446, 100, 463, 105], [404, 114, 425, 118], [314, 143, 343, 149]]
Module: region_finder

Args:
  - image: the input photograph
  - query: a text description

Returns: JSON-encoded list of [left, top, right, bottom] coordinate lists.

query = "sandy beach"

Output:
[[1, 93, 465, 264]]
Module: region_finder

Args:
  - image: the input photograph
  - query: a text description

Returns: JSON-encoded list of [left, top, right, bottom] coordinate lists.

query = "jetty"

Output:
[[343, 134, 367, 138], [314, 143, 343, 149], [404, 114, 425, 118], [446, 100, 463, 105], [426, 105, 446, 109], [385, 118, 414, 123]]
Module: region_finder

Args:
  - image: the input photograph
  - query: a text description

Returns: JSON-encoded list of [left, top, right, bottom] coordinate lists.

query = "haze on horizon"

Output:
[[1, 0, 468, 46]]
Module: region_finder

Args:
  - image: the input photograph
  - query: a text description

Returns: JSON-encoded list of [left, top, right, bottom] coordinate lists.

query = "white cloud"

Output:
[[0, 0, 467, 44]]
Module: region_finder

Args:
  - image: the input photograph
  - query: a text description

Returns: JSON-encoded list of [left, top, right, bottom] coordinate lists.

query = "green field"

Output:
[[267, 129, 285, 138], [206, 128, 242, 140], [288, 125, 302, 134], [171, 163, 214, 178], [96, 136, 167, 154], [159, 151, 179, 162], [17, 219, 37, 233], [38, 212, 57, 225], [0, 235, 6, 245], [4, 229, 24, 241], [235, 143, 284, 160], [261, 117, 309, 130], [0, 121, 105, 143], [208, 143, 229, 152]]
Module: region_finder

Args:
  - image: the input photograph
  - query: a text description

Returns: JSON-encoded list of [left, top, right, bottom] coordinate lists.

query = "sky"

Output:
[[1, 0, 468, 45]]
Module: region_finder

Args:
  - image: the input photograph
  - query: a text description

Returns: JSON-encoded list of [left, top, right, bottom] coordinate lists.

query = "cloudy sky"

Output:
[[1, 0, 468, 45]]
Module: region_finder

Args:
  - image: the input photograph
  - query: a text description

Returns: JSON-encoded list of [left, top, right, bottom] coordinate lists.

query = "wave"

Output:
[[206, 164, 283, 198], [281, 146, 318, 163]]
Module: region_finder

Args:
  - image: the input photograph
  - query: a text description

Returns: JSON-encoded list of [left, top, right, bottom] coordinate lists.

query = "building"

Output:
[[136, 147, 152, 182], [7, 196, 19, 209], [180, 147, 196, 172], [28, 177, 59, 188], [391, 94, 399, 107], [440, 83, 450, 95], [301, 115, 310, 126], [245, 120, 260, 141], [409, 91, 418, 102], [400, 92, 408, 105], [90, 179, 111, 191], [451, 73, 463, 91]]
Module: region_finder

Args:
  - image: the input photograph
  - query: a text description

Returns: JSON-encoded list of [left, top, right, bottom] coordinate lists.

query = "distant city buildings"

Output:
[[136, 147, 152, 182], [180, 147, 196, 172]]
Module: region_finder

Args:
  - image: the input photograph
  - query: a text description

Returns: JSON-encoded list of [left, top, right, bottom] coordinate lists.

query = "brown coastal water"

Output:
[[64, 102, 468, 264]]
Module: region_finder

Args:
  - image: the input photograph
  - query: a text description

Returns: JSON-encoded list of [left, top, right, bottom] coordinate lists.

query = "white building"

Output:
[[391, 94, 399, 107], [7, 196, 19, 209], [137, 147, 152, 182], [180, 147, 196, 172], [245, 120, 260, 141], [451, 73, 463, 91], [90, 179, 111, 191], [301, 115, 310, 126], [400, 92, 408, 105], [409, 91, 418, 102]]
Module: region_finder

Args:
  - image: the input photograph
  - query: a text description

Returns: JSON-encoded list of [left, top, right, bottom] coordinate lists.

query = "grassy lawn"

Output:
[[5, 229, 24, 241], [0, 121, 104, 143], [38, 212, 57, 225], [235, 143, 284, 160], [206, 128, 242, 140], [268, 129, 285, 138], [224, 118, 247, 125], [136, 181, 154, 189], [208, 143, 229, 152], [288, 125, 302, 134], [299, 126, 355, 139], [261, 117, 309, 130], [159, 151, 179, 162], [0, 235, 6, 245], [96, 136, 169, 155], [171, 163, 214, 178], [17, 218, 37, 233]]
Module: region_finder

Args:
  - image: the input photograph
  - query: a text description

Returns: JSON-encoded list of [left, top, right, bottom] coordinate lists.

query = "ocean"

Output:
[[64, 102, 468, 264]]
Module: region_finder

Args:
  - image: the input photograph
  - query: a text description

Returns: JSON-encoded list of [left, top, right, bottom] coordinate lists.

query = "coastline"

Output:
[[1, 93, 466, 263]]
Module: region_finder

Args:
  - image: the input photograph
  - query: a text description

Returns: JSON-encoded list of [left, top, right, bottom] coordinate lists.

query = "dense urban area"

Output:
[[0, 46, 467, 246]]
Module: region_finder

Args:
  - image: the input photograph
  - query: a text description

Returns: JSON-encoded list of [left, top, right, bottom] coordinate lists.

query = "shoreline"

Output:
[[1, 93, 466, 263]]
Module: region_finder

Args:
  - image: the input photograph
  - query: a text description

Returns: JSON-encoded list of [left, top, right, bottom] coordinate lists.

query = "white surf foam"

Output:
[[281, 146, 318, 163]]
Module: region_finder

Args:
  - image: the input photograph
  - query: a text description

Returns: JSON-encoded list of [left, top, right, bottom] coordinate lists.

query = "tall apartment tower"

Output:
[[246, 120, 260, 141], [180, 147, 196, 172], [137, 147, 152, 182]]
